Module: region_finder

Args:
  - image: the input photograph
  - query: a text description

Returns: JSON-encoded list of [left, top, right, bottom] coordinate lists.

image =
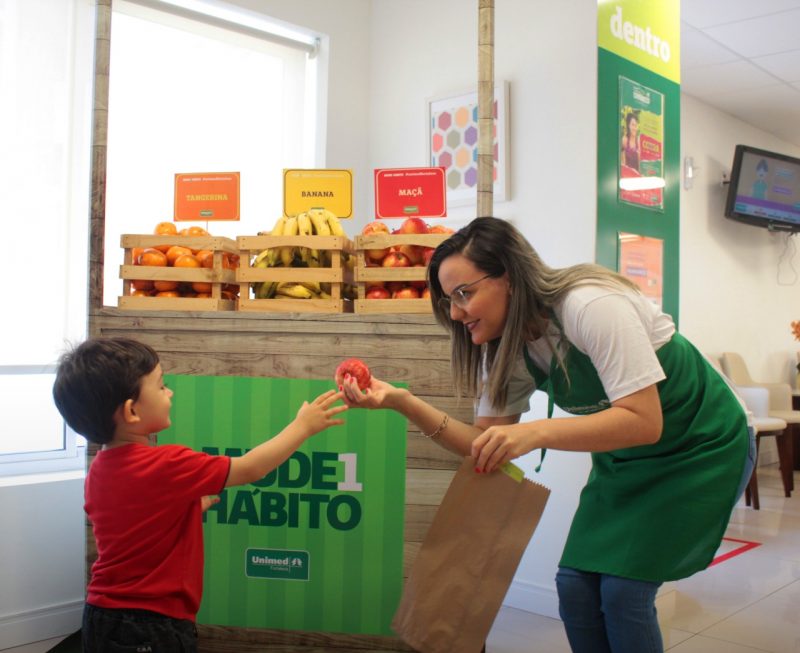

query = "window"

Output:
[[1, 0, 94, 474], [103, 0, 324, 306]]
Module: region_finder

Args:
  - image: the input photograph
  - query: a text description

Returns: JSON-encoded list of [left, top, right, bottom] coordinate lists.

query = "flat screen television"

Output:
[[724, 144, 800, 233]]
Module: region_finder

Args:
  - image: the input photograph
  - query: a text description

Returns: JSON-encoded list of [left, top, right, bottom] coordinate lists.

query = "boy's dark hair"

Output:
[[52, 337, 160, 444]]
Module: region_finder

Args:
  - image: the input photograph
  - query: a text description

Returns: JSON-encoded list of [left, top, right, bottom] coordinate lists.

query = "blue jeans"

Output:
[[555, 568, 663, 653]]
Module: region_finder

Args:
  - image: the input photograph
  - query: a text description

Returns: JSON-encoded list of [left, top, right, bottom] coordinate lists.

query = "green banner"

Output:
[[159, 374, 407, 636]]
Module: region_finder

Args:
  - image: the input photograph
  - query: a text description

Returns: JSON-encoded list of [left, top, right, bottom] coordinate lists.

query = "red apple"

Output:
[[397, 217, 429, 234], [366, 286, 391, 299], [386, 281, 405, 295], [422, 247, 435, 265], [362, 221, 390, 236], [428, 224, 455, 234], [398, 244, 424, 265], [382, 251, 411, 267], [334, 358, 372, 390], [421, 287, 431, 299], [393, 286, 421, 299]]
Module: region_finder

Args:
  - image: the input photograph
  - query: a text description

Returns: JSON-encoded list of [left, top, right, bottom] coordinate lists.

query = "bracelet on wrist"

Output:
[[423, 413, 449, 439]]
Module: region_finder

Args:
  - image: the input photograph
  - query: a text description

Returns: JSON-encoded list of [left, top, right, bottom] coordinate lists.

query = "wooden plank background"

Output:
[[89, 308, 466, 651]]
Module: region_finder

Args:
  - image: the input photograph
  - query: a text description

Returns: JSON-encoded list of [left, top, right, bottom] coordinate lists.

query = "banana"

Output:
[[308, 208, 331, 236], [280, 216, 298, 267], [297, 212, 313, 236], [275, 282, 313, 299], [255, 280, 278, 299], [324, 209, 346, 236], [258, 216, 286, 267], [299, 280, 322, 295]]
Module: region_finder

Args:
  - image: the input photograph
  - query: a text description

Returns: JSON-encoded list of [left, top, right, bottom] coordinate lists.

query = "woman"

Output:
[[340, 217, 754, 653], [621, 110, 641, 169]]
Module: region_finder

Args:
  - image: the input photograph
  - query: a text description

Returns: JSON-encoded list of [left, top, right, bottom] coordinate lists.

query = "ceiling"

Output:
[[681, 0, 800, 147]]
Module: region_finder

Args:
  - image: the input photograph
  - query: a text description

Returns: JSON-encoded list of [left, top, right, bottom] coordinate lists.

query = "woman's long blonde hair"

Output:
[[427, 217, 639, 410]]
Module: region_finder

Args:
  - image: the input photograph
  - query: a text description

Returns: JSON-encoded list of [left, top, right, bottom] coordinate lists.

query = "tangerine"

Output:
[[131, 279, 154, 291], [155, 290, 180, 298], [195, 249, 214, 268], [153, 280, 179, 292], [173, 253, 200, 268], [131, 289, 152, 297], [131, 247, 145, 264], [166, 245, 193, 265], [192, 281, 212, 293], [154, 221, 178, 236], [186, 225, 210, 237], [139, 248, 168, 266]]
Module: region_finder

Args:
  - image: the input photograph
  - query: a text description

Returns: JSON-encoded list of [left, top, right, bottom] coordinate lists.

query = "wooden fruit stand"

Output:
[[88, 307, 465, 651], [85, 2, 497, 650]]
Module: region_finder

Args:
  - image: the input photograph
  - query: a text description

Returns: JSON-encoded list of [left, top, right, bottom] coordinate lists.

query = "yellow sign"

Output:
[[283, 169, 353, 218], [598, 0, 680, 83]]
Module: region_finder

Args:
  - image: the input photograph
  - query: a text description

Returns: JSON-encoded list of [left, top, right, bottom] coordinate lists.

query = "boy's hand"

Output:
[[295, 389, 348, 437], [201, 495, 220, 512]]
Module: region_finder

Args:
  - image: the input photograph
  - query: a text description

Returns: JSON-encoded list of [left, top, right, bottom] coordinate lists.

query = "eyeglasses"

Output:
[[438, 274, 493, 311]]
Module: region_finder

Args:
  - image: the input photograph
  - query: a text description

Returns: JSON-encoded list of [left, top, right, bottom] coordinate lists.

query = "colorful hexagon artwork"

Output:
[[430, 96, 501, 195]]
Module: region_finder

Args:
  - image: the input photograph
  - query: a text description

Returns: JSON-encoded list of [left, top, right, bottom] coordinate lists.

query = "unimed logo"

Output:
[[246, 548, 310, 581]]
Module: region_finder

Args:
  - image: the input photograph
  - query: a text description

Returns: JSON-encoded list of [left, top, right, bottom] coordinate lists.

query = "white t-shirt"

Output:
[[477, 284, 675, 417]]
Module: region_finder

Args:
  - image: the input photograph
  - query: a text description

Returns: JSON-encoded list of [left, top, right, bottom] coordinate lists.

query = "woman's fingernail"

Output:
[[338, 385, 343, 391], [475, 467, 481, 474]]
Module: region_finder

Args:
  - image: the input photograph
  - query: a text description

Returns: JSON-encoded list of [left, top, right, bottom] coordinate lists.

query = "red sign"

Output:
[[374, 167, 447, 219], [174, 172, 240, 221]]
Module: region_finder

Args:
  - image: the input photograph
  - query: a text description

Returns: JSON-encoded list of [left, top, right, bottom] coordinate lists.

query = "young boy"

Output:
[[52, 336, 347, 652]]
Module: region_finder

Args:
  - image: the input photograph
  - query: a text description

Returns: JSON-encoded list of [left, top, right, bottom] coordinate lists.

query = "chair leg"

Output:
[[775, 432, 793, 498], [747, 465, 760, 510]]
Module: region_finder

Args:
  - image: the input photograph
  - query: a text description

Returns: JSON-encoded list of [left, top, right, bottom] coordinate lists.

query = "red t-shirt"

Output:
[[85, 443, 230, 621]]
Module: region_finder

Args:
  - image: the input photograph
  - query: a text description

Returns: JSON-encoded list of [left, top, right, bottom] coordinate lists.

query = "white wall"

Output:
[[680, 93, 800, 384], [367, 0, 598, 618], [0, 475, 85, 649], [224, 0, 374, 222]]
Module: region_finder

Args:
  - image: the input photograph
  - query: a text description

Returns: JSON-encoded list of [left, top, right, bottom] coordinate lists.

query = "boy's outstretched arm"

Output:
[[225, 389, 346, 488]]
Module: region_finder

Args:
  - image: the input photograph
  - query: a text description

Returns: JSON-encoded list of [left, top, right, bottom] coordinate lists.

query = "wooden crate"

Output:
[[353, 233, 450, 313], [118, 234, 239, 311], [236, 234, 354, 313]]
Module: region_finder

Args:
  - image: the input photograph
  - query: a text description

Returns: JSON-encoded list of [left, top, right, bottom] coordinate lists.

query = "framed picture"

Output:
[[427, 80, 510, 207], [618, 232, 663, 308], [618, 76, 665, 210]]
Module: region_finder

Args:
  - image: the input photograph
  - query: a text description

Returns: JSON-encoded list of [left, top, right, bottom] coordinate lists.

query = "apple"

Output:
[[398, 244, 424, 265], [421, 287, 431, 299], [366, 248, 389, 263], [422, 247, 435, 265], [382, 251, 411, 267], [393, 286, 421, 299], [397, 217, 429, 234], [366, 286, 391, 299], [334, 358, 372, 390], [428, 224, 455, 234], [386, 281, 405, 295], [362, 220, 390, 236]]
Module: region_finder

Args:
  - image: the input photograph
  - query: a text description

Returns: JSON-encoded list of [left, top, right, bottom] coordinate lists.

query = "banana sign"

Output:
[[159, 374, 407, 635]]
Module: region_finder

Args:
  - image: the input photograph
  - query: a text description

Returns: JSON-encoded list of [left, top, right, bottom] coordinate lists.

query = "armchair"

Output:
[[720, 351, 798, 494], [705, 354, 792, 508]]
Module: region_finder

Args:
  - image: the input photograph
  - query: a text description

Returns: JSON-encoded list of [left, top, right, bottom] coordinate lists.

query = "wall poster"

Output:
[[618, 77, 664, 210], [618, 232, 663, 308]]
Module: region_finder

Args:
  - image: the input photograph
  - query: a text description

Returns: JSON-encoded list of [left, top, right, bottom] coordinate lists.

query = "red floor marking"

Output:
[[709, 536, 761, 567]]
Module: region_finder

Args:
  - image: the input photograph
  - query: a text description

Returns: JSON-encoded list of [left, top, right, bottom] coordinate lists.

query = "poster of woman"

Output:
[[619, 77, 665, 209]]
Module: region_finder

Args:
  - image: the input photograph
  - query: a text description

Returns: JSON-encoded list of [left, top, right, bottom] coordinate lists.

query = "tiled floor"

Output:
[[486, 464, 800, 653], [8, 465, 800, 653]]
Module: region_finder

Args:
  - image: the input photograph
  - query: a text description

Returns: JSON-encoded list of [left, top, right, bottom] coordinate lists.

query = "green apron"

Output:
[[523, 333, 749, 582]]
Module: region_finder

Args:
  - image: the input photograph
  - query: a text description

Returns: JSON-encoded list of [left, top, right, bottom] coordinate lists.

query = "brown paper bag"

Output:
[[392, 456, 551, 653]]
